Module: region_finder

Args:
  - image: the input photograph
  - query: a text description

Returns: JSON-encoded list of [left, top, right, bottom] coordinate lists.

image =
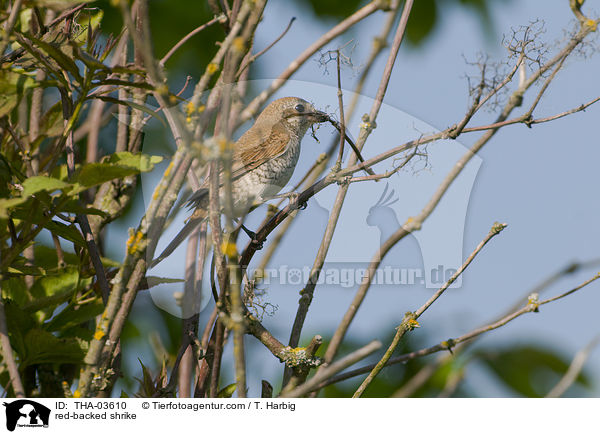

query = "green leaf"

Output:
[[27, 35, 83, 84], [0, 70, 38, 117], [33, 244, 120, 269], [71, 42, 111, 73], [50, 164, 70, 183], [74, 152, 163, 188], [93, 96, 166, 126], [303, 0, 363, 18], [109, 152, 164, 170], [21, 176, 71, 197], [0, 197, 28, 219], [76, 165, 131, 188], [34, 245, 77, 269], [6, 264, 48, 276], [45, 298, 104, 333], [477, 345, 591, 397], [10, 214, 85, 256], [21, 328, 85, 367], [18, 8, 33, 34], [57, 326, 94, 341], [3, 301, 37, 357], [1, 277, 30, 306], [74, 8, 104, 45], [13, 35, 71, 89], [23, 287, 78, 315], [21, 267, 87, 318], [33, 0, 97, 6], [59, 199, 108, 217], [405, 0, 437, 46], [135, 359, 157, 398], [39, 101, 64, 137], [110, 66, 147, 76], [217, 383, 237, 398], [93, 78, 154, 91], [30, 267, 80, 300], [143, 277, 185, 289], [44, 220, 86, 246]]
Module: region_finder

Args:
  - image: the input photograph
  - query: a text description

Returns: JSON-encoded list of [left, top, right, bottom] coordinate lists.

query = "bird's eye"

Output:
[[294, 104, 305, 113]]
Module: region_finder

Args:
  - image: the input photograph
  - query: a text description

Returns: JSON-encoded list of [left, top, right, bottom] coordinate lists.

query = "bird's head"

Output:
[[258, 97, 328, 134]]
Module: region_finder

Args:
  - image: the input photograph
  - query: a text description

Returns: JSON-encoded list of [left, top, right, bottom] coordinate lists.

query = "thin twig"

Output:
[[51, 233, 66, 268], [462, 95, 600, 133], [176, 226, 201, 397], [255, 9, 402, 379], [240, 0, 384, 123], [318, 272, 600, 389], [46, 3, 87, 29], [236, 17, 296, 79], [208, 320, 225, 398], [0, 0, 24, 56], [353, 222, 507, 397], [546, 335, 600, 398], [189, 3, 253, 113], [0, 279, 25, 397], [322, 18, 595, 367], [326, 118, 374, 175], [280, 340, 382, 397], [335, 50, 347, 168], [59, 91, 112, 304], [78, 0, 196, 396], [473, 54, 524, 112], [159, 14, 225, 66], [346, 148, 420, 183], [194, 306, 218, 396], [2, 120, 34, 177], [314, 0, 414, 371], [368, 0, 414, 123]]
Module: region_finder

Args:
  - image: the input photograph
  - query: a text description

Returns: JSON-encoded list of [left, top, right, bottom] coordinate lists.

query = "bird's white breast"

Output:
[[228, 132, 303, 217]]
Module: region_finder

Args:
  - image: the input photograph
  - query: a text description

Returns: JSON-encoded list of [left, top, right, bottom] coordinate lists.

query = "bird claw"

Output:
[[287, 192, 307, 210], [251, 238, 264, 250], [241, 225, 265, 249]]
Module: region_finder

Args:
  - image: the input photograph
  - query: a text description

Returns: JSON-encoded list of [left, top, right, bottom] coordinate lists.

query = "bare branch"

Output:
[[0, 281, 25, 397], [319, 272, 600, 389], [335, 49, 346, 168], [353, 222, 507, 397], [284, 1, 414, 385], [160, 14, 226, 67], [280, 340, 382, 398], [241, 0, 385, 122], [236, 17, 296, 78], [546, 335, 600, 398], [0, 0, 24, 56], [462, 95, 600, 133], [322, 19, 597, 367]]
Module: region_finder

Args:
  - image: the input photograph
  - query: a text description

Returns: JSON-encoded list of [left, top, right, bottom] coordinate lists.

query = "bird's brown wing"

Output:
[[153, 121, 291, 267], [185, 121, 290, 207], [231, 120, 290, 180]]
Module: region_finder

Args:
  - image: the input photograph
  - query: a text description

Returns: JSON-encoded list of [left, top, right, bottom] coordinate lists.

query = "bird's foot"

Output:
[[241, 224, 264, 249], [284, 192, 307, 210], [268, 191, 307, 210]]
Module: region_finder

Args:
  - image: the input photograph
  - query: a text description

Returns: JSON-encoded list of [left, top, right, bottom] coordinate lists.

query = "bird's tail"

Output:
[[150, 217, 204, 268]]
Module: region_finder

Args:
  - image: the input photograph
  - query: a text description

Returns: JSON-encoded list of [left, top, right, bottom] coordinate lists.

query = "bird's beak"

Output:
[[308, 110, 329, 123]]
